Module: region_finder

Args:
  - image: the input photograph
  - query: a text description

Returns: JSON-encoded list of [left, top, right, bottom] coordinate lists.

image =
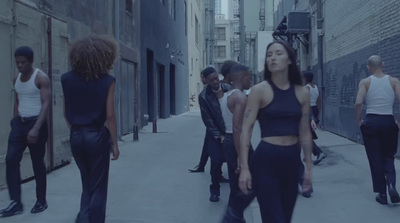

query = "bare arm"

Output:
[[106, 81, 119, 160], [355, 79, 367, 126], [27, 72, 51, 144], [62, 96, 71, 129], [391, 77, 400, 123], [13, 75, 19, 117], [231, 92, 247, 157], [238, 86, 261, 194]]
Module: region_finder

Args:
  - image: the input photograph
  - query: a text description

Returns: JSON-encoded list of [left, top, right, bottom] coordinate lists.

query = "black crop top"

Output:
[[257, 79, 302, 137]]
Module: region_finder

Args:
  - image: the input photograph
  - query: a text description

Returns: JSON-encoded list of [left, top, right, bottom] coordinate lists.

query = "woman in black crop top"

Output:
[[238, 40, 313, 223], [62, 35, 119, 223]]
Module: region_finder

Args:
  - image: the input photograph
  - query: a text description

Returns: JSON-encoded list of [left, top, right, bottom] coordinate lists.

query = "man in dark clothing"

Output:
[[199, 67, 230, 202], [189, 60, 237, 173]]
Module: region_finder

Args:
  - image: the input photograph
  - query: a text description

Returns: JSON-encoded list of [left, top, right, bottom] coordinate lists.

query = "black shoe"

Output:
[[302, 187, 314, 198], [0, 201, 23, 217], [209, 194, 220, 202], [314, 152, 327, 165], [219, 176, 229, 183], [31, 200, 48, 214], [388, 185, 400, 204], [375, 193, 388, 205], [188, 165, 204, 173]]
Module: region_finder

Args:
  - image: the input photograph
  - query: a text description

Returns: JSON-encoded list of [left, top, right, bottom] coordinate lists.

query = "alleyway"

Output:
[[0, 110, 399, 223]]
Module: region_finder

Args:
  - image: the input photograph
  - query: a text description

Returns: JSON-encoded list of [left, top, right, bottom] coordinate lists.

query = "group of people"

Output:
[[190, 40, 400, 223], [0, 35, 120, 223], [0, 35, 399, 223]]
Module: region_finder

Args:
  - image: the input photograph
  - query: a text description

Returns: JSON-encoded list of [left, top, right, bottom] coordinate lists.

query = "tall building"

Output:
[[215, 0, 221, 14], [187, 0, 205, 109]]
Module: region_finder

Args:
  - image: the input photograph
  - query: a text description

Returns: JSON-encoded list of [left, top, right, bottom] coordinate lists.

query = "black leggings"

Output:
[[251, 141, 301, 223]]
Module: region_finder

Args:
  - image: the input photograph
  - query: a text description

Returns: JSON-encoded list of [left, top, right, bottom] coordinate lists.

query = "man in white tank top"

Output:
[[0, 46, 51, 217], [355, 55, 400, 205], [220, 64, 255, 222]]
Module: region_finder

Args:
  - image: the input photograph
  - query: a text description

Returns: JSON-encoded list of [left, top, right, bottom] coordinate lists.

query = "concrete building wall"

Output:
[[294, 0, 400, 157], [188, 0, 205, 109], [140, 0, 189, 125], [0, 0, 141, 187]]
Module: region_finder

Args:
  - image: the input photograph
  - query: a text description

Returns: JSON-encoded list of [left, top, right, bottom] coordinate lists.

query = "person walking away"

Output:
[[61, 35, 120, 223], [355, 55, 400, 205]]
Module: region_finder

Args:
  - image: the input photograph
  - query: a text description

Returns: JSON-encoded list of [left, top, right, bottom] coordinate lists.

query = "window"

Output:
[[195, 15, 199, 45], [216, 27, 226, 40], [216, 46, 226, 58], [126, 0, 132, 15], [184, 1, 187, 36]]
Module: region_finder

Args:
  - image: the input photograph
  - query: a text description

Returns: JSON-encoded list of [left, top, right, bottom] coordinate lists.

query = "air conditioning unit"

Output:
[[287, 11, 310, 34]]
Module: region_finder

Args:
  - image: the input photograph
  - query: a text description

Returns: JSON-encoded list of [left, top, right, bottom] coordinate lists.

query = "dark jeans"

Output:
[[222, 134, 255, 223], [251, 141, 301, 223], [198, 131, 209, 168], [71, 125, 111, 223], [207, 132, 224, 195], [311, 106, 322, 156], [360, 114, 399, 194], [6, 116, 48, 203]]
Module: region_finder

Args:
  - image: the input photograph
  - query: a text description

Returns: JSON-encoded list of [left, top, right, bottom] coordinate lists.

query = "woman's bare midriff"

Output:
[[261, 135, 298, 146]]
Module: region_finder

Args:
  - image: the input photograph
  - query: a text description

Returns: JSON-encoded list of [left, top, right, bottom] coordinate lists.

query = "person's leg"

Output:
[[70, 128, 91, 222], [222, 135, 255, 222], [252, 141, 286, 223], [380, 118, 400, 202], [5, 117, 28, 204], [208, 135, 223, 201], [361, 120, 386, 194], [27, 122, 48, 204], [189, 132, 208, 172], [86, 127, 111, 223], [281, 144, 301, 222]]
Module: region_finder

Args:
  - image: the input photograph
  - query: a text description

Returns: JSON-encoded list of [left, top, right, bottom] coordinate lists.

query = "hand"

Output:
[[238, 168, 252, 194], [27, 128, 39, 144], [219, 135, 225, 144], [358, 119, 364, 127], [311, 119, 317, 130], [302, 170, 313, 193], [111, 145, 120, 160]]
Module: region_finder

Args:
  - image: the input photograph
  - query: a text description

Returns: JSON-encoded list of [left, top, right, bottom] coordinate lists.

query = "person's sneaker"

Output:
[[375, 193, 388, 205], [31, 200, 48, 214], [388, 184, 400, 204], [0, 201, 23, 217], [209, 194, 220, 202], [188, 165, 204, 173], [313, 152, 327, 165]]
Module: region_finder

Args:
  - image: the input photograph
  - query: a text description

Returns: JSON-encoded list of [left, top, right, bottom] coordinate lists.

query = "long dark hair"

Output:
[[263, 40, 302, 85], [69, 35, 118, 80]]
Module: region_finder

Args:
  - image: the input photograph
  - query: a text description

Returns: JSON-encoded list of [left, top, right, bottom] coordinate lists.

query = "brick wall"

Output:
[[296, 0, 400, 156]]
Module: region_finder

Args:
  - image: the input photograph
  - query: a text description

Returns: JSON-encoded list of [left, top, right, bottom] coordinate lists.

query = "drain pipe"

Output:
[[317, 0, 325, 129], [114, 0, 121, 139]]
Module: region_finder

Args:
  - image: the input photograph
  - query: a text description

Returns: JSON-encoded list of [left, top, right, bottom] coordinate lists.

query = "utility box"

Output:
[[287, 11, 310, 33]]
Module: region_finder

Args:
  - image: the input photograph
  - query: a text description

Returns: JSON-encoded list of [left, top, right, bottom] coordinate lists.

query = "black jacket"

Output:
[[199, 83, 231, 140]]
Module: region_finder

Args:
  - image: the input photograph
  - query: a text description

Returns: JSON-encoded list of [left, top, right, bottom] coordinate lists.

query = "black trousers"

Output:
[[360, 114, 399, 194], [311, 106, 322, 156], [222, 134, 255, 223], [251, 141, 301, 223], [6, 116, 48, 203], [71, 125, 111, 223], [198, 131, 209, 168], [207, 132, 224, 195]]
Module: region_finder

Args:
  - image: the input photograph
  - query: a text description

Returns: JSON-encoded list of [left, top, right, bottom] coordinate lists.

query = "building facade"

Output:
[[0, 0, 140, 187], [188, 0, 205, 109], [140, 0, 189, 125], [273, 0, 400, 156]]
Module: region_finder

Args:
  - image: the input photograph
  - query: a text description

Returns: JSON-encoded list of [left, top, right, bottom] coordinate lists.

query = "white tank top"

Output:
[[14, 68, 42, 117], [365, 75, 394, 115], [220, 89, 240, 134], [306, 84, 319, 106]]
